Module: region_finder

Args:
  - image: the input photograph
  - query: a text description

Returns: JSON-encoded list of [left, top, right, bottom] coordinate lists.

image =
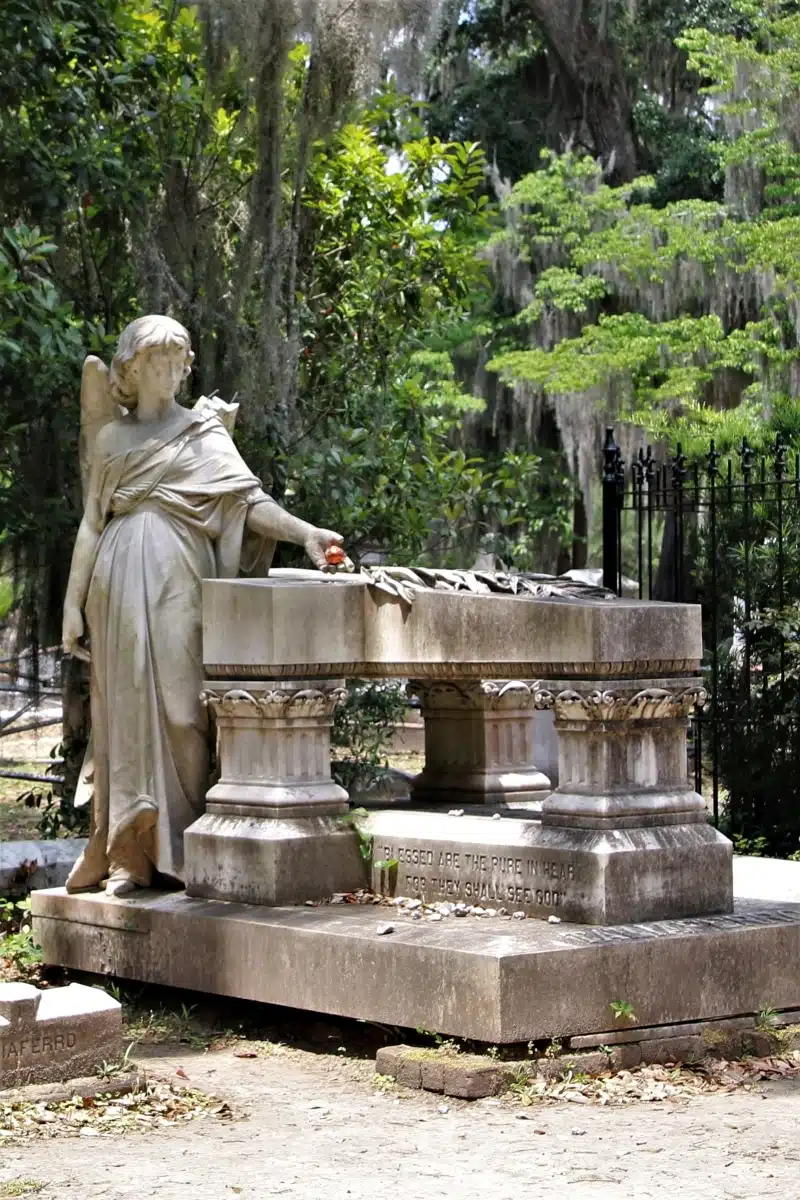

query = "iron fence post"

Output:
[[602, 427, 622, 594]]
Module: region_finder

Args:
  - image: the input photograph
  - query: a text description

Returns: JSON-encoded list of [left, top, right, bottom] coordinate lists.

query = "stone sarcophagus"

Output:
[[185, 570, 731, 925]]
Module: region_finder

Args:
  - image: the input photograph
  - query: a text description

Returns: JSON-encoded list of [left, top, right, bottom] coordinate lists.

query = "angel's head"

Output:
[[109, 315, 194, 409]]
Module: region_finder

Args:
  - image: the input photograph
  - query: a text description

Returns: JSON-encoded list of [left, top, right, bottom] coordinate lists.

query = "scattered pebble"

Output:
[[447, 809, 465, 817], [512, 911, 526, 920], [438, 1104, 449, 1114], [492, 812, 502, 820], [315, 889, 522, 922], [376, 923, 395, 936], [571, 1128, 587, 1136], [548, 915, 562, 924], [427, 912, 443, 922]]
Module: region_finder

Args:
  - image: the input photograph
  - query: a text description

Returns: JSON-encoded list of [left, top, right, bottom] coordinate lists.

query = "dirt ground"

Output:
[[0, 1038, 798, 1200]]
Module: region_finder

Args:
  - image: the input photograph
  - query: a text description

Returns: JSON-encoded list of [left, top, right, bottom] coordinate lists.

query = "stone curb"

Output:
[[375, 1027, 800, 1099], [376, 1046, 511, 1099]]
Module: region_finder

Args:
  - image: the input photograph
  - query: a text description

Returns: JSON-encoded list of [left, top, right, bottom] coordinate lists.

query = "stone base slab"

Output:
[[183, 813, 366, 905], [32, 887, 800, 1044], [362, 810, 732, 924]]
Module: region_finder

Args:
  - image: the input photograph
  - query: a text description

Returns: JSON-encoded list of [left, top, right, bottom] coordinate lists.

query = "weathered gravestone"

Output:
[[0, 982, 122, 1087], [31, 570, 800, 1044]]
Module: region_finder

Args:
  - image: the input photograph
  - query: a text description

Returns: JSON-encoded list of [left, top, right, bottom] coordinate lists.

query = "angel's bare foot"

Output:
[[105, 867, 140, 898]]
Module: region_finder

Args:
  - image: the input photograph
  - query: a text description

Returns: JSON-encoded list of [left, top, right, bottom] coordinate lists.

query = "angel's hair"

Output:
[[109, 314, 194, 407]]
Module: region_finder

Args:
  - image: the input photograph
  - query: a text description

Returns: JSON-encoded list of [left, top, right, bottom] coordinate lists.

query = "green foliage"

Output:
[[484, 0, 800, 449], [0, 223, 85, 640], [331, 682, 409, 792], [610, 1000, 637, 1023], [0, 0, 211, 639], [0, 897, 42, 977], [689, 452, 800, 857], [0, 576, 13, 621], [283, 117, 571, 567], [633, 93, 724, 207], [428, 0, 730, 201]]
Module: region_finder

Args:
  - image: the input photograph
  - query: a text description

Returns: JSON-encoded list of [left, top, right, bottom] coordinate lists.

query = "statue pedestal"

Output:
[[183, 681, 365, 906], [409, 680, 551, 806]]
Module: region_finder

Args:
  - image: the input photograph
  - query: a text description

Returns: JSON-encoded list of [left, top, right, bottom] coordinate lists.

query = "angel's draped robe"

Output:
[[66, 412, 274, 891]]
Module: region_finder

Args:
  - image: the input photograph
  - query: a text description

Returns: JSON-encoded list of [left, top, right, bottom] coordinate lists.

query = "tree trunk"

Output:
[[523, 0, 638, 182], [572, 489, 588, 569]]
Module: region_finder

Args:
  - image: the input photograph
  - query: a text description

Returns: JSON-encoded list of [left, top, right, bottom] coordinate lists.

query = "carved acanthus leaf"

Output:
[[201, 686, 347, 718], [410, 679, 556, 711], [553, 686, 708, 721]]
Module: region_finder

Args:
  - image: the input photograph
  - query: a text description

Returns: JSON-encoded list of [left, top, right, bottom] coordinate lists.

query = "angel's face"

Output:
[[132, 345, 187, 404]]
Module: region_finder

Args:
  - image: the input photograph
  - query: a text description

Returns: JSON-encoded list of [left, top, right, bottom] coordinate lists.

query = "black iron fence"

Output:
[[601, 427, 800, 857]]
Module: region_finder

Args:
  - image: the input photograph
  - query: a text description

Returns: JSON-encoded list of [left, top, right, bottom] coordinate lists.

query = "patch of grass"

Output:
[[0, 792, 49, 840], [372, 1072, 397, 1093], [123, 1000, 219, 1050], [403, 1048, 491, 1071], [701, 1027, 735, 1049], [0, 1182, 44, 1197]]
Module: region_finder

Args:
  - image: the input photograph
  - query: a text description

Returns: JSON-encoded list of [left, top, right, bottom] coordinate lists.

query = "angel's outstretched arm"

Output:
[[245, 496, 344, 570]]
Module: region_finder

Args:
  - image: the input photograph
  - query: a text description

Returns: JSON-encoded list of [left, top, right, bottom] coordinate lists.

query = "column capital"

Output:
[[408, 678, 557, 712], [550, 678, 707, 722], [201, 680, 347, 720]]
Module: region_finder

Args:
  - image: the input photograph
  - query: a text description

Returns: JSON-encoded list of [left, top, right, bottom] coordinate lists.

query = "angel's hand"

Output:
[[303, 528, 345, 571], [63, 605, 90, 662]]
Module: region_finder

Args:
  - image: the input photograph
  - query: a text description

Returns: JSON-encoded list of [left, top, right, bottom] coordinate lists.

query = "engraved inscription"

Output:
[[376, 843, 578, 910], [1, 1031, 77, 1060], [551, 901, 800, 947]]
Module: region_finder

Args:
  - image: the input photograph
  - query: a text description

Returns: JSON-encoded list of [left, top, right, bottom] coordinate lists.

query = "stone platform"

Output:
[[32, 886, 800, 1044]]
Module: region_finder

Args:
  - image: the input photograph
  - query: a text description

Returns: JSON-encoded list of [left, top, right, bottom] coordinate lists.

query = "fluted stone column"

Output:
[[409, 680, 552, 807], [184, 681, 365, 905], [535, 676, 733, 922], [543, 679, 709, 828]]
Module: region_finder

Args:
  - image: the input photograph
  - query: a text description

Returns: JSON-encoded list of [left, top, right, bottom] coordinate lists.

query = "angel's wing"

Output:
[[79, 355, 118, 503], [193, 393, 240, 435]]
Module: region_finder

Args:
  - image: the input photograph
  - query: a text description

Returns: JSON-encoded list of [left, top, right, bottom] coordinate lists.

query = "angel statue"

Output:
[[62, 314, 344, 897]]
